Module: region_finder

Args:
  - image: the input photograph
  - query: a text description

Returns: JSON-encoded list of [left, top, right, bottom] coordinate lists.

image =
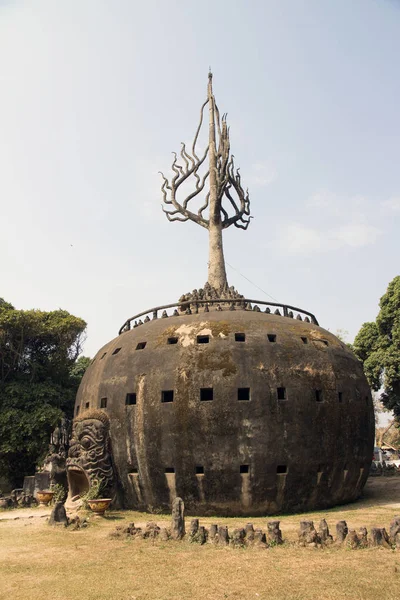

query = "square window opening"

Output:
[[112, 347, 121, 355], [136, 342, 147, 350], [197, 335, 210, 344], [200, 388, 213, 401], [100, 397, 107, 409], [301, 336, 308, 344], [315, 390, 323, 402], [196, 466, 204, 475], [240, 464, 249, 474], [167, 337, 178, 345], [235, 333, 246, 342], [165, 467, 175, 474], [126, 393, 137, 406], [338, 391, 343, 403], [277, 387, 286, 400], [161, 390, 174, 403], [268, 334, 277, 343], [277, 465, 287, 474], [238, 387, 250, 401]]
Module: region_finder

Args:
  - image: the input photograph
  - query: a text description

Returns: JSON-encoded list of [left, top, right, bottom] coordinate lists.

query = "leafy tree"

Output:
[[353, 276, 400, 418], [0, 299, 88, 486]]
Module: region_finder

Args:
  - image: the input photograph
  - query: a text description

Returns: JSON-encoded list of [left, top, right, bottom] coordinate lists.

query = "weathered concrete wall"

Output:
[[75, 311, 374, 515]]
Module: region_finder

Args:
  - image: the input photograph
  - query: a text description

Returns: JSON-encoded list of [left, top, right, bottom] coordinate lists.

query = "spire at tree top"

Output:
[[160, 73, 251, 292]]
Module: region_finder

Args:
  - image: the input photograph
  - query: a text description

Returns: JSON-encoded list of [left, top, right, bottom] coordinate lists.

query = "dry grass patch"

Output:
[[1, 478, 400, 600]]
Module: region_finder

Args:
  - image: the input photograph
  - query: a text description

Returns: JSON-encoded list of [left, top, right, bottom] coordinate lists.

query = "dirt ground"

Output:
[[1, 477, 400, 600]]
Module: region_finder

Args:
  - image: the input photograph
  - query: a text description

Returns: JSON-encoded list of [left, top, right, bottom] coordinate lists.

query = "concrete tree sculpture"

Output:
[[160, 72, 251, 292]]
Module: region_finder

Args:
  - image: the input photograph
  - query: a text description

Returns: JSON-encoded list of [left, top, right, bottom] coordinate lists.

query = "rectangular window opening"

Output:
[[167, 337, 178, 345], [100, 397, 107, 408], [338, 391, 343, 403], [240, 464, 249, 474], [100, 352, 107, 360], [277, 465, 287, 474], [85, 402, 89, 409], [197, 335, 210, 344], [200, 388, 213, 401], [130, 467, 138, 474], [315, 390, 323, 402], [165, 467, 175, 474], [112, 347, 121, 355], [161, 390, 174, 403], [235, 333, 246, 342], [195, 465, 204, 475], [238, 387, 250, 401], [267, 334, 277, 343], [277, 387, 286, 400], [76, 405, 80, 415], [301, 336, 308, 344], [126, 393, 137, 406], [136, 342, 147, 350]]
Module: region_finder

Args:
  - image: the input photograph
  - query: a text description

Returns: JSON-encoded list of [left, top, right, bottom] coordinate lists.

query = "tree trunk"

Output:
[[208, 222, 228, 290], [207, 73, 228, 292]]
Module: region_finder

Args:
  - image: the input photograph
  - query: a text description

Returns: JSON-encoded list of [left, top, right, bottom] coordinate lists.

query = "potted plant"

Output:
[[81, 478, 111, 517], [36, 490, 55, 507]]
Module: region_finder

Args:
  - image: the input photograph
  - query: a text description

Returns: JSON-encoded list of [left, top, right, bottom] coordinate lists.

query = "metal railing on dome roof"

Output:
[[118, 298, 319, 335]]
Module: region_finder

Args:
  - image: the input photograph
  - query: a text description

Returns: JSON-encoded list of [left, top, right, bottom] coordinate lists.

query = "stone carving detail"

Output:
[[171, 497, 185, 540], [42, 417, 71, 486], [179, 282, 245, 312], [66, 409, 114, 508]]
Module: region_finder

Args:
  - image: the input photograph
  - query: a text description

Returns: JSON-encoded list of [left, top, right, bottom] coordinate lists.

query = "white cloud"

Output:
[[334, 223, 381, 247], [382, 197, 400, 212], [248, 161, 277, 187], [279, 222, 382, 255], [280, 224, 323, 254]]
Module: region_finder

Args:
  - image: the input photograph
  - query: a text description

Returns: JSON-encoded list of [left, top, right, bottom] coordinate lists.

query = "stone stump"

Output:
[[231, 528, 246, 548], [192, 526, 207, 545], [245, 523, 255, 545], [189, 518, 199, 538], [48, 502, 68, 527], [171, 497, 185, 540], [370, 527, 391, 548], [209, 524, 218, 542], [336, 521, 348, 544], [267, 521, 283, 545], [357, 527, 368, 548], [217, 525, 229, 546], [318, 519, 333, 544], [390, 516, 400, 545], [346, 529, 360, 549], [298, 521, 320, 547]]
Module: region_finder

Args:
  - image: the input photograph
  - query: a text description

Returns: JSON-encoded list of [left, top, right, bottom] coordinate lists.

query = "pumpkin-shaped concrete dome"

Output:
[[74, 309, 374, 515]]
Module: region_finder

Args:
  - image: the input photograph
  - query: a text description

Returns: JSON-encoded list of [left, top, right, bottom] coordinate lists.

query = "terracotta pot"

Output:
[[36, 490, 54, 507], [87, 498, 112, 516]]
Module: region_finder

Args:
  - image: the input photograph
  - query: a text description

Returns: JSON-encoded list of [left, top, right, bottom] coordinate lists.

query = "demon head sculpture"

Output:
[[66, 409, 114, 509]]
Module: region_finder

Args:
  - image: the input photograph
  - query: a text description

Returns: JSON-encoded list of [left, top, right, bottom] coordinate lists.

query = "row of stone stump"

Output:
[[298, 519, 396, 549], [109, 498, 400, 550]]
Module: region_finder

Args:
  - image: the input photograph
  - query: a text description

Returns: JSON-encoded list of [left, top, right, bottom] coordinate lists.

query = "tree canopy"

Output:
[[353, 276, 400, 418], [0, 299, 88, 487]]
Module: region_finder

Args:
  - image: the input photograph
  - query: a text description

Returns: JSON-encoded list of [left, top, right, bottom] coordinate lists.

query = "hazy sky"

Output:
[[1, 0, 399, 358]]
